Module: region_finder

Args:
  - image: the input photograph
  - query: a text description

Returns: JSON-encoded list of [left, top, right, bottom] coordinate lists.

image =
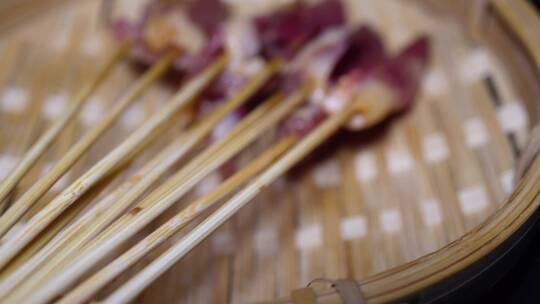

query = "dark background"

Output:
[[481, 232, 540, 304], [479, 1, 540, 303]]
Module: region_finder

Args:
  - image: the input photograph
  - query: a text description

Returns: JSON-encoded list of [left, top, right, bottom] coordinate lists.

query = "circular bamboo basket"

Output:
[[0, 0, 539, 303]]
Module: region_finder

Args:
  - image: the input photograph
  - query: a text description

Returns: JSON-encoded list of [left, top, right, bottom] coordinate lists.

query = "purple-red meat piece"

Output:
[[376, 36, 430, 112], [186, 0, 228, 36], [330, 26, 387, 81], [254, 0, 345, 59], [280, 106, 328, 138]]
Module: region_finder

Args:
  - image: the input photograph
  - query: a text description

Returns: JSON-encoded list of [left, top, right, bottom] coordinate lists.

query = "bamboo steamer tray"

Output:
[[0, 0, 539, 303]]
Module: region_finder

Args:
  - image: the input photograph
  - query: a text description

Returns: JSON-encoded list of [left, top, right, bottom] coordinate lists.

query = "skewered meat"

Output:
[[287, 28, 350, 94], [377, 36, 430, 112], [282, 34, 430, 133], [111, 0, 430, 133], [330, 26, 388, 81], [280, 105, 328, 138], [253, 0, 345, 59], [111, 0, 345, 74], [111, 0, 227, 73], [186, 0, 229, 36], [323, 36, 430, 117]]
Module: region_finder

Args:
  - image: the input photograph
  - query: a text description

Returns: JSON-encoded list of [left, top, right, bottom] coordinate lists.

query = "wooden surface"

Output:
[[0, 0, 532, 303]]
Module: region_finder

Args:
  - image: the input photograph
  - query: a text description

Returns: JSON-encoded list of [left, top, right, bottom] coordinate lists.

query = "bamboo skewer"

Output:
[[19, 84, 311, 304], [3, 89, 283, 303], [0, 49, 176, 240], [0, 54, 228, 271], [0, 41, 130, 211], [0, 164, 127, 279], [59, 135, 296, 304], [0, 60, 279, 295], [105, 96, 394, 304], [0, 91, 281, 303]]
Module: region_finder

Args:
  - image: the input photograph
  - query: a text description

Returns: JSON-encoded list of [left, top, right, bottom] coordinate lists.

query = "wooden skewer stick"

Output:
[[0, 60, 279, 295], [0, 41, 130, 211], [0, 163, 128, 279], [0, 54, 228, 271], [105, 95, 394, 304], [0, 49, 176, 240], [22, 84, 311, 304], [59, 135, 295, 304], [0, 92, 282, 303]]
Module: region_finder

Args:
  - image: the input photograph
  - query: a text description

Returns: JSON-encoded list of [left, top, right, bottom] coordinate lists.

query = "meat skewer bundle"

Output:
[[0, 1, 430, 303]]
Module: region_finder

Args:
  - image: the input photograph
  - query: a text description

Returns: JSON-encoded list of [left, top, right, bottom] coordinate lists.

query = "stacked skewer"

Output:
[[0, 1, 430, 303]]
